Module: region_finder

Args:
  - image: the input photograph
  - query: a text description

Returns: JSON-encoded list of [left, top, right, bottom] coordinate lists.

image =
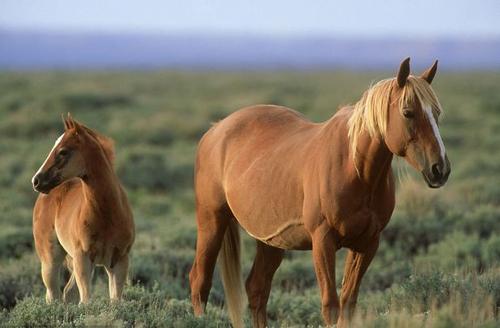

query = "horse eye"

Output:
[[58, 149, 69, 157], [403, 109, 414, 119]]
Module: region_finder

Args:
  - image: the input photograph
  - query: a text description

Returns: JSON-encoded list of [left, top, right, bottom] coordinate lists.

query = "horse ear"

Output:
[[62, 113, 70, 130], [397, 57, 411, 88], [62, 112, 75, 130], [65, 112, 82, 132], [420, 60, 438, 84], [66, 112, 75, 130], [68, 114, 85, 133]]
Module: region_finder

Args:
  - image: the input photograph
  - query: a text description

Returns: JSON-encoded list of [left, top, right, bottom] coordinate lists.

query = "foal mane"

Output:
[[347, 76, 443, 159], [80, 125, 116, 167]]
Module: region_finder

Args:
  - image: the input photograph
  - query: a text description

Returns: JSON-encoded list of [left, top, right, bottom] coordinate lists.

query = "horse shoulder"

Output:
[[373, 170, 396, 230]]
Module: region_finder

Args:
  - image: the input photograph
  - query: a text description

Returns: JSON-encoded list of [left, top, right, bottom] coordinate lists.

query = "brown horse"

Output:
[[32, 115, 134, 304], [190, 58, 450, 327]]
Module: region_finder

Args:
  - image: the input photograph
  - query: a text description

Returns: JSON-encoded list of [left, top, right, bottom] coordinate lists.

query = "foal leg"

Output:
[[39, 243, 65, 303], [105, 255, 129, 301], [73, 252, 94, 304], [63, 256, 80, 303], [33, 211, 65, 303], [311, 223, 340, 326], [338, 239, 379, 327], [189, 206, 230, 316], [245, 241, 284, 328]]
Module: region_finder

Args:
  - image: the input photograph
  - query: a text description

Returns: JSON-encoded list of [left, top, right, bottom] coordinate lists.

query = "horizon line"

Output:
[[2, 26, 500, 41]]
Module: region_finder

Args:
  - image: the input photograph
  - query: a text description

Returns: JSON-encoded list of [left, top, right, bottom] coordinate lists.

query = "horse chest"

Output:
[[327, 197, 392, 251], [55, 212, 115, 261], [333, 208, 379, 249], [322, 175, 394, 249]]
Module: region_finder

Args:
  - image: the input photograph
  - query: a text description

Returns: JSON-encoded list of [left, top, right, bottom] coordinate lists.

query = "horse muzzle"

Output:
[[421, 156, 451, 189], [32, 172, 60, 194]]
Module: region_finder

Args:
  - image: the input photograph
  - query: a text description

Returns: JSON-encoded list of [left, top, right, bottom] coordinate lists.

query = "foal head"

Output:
[[348, 57, 450, 188], [32, 114, 114, 194]]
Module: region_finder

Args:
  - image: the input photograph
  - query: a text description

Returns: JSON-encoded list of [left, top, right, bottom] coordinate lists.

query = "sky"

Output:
[[1, 0, 499, 38]]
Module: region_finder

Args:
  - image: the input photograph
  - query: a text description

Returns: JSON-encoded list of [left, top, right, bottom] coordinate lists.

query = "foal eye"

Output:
[[58, 149, 69, 157], [403, 109, 415, 119]]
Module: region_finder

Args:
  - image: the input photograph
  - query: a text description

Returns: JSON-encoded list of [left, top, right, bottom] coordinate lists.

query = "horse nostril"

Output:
[[33, 175, 40, 187], [431, 163, 442, 179]]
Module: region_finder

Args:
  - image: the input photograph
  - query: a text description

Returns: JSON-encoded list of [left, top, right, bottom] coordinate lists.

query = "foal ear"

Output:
[[62, 113, 70, 130], [64, 112, 82, 132], [397, 57, 411, 88], [69, 115, 85, 134], [420, 60, 438, 84], [62, 112, 74, 130]]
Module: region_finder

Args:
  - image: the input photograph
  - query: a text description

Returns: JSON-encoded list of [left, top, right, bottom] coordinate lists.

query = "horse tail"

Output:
[[219, 219, 244, 328]]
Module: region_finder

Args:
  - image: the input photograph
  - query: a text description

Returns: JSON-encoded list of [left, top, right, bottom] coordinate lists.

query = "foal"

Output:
[[190, 58, 450, 327], [32, 115, 134, 304]]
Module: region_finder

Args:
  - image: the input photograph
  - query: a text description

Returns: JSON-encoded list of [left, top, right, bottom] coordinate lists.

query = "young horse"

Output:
[[32, 115, 134, 304], [190, 58, 450, 327]]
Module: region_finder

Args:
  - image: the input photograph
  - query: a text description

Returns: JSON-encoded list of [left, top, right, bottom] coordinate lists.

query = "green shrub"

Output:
[[273, 257, 317, 292], [457, 205, 500, 238], [61, 92, 132, 110], [117, 147, 193, 192], [3, 287, 230, 328], [382, 210, 454, 256], [267, 289, 322, 326], [0, 227, 33, 259], [0, 255, 42, 309]]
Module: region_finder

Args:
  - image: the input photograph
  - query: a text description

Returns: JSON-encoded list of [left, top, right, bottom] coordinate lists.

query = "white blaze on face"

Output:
[[424, 106, 446, 162], [32, 133, 65, 184]]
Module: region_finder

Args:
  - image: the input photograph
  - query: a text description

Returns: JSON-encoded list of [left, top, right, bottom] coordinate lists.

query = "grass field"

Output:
[[0, 70, 498, 327]]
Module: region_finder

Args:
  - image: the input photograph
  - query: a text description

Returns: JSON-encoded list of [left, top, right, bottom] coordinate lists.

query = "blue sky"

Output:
[[1, 0, 499, 37]]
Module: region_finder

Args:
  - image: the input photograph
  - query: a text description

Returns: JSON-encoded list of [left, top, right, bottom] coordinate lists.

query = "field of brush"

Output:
[[0, 71, 498, 327]]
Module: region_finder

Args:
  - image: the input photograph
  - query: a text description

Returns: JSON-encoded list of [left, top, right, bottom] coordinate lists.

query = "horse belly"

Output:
[[254, 222, 311, 250], [226, 189, 309, 250]]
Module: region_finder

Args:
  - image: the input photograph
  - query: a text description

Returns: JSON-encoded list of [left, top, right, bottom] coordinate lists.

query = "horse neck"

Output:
[[81, 143, 121, 215], [351, 131, 394, 189], [321, 109, 393, 191]]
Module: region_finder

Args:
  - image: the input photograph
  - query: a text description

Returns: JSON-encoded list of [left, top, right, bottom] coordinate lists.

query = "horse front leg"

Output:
[[311, 223, 340, 326], [338, 239, 379, 327], [73, 252, 94, 304]]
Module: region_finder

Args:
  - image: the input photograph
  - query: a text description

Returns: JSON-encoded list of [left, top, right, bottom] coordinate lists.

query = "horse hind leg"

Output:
[[189, 204, 231, 316], [245, 241, 284, 328], [105, 254, 129, 301]]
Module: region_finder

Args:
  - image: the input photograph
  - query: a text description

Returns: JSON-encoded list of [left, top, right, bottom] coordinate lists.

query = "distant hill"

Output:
[[0, 30, 499, 70]]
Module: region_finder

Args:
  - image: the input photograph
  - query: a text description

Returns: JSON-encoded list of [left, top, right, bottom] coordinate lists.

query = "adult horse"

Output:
[[189, 58, 450, 327], [32, 115, 134, 304]]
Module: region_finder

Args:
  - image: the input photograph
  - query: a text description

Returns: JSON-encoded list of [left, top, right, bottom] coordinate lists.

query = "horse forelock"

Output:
[[347, 76, 442, 160], [404, 76, 442, 118]]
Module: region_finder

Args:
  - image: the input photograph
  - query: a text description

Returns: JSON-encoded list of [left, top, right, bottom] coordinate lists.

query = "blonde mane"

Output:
[[347, 75, 443, 160]]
